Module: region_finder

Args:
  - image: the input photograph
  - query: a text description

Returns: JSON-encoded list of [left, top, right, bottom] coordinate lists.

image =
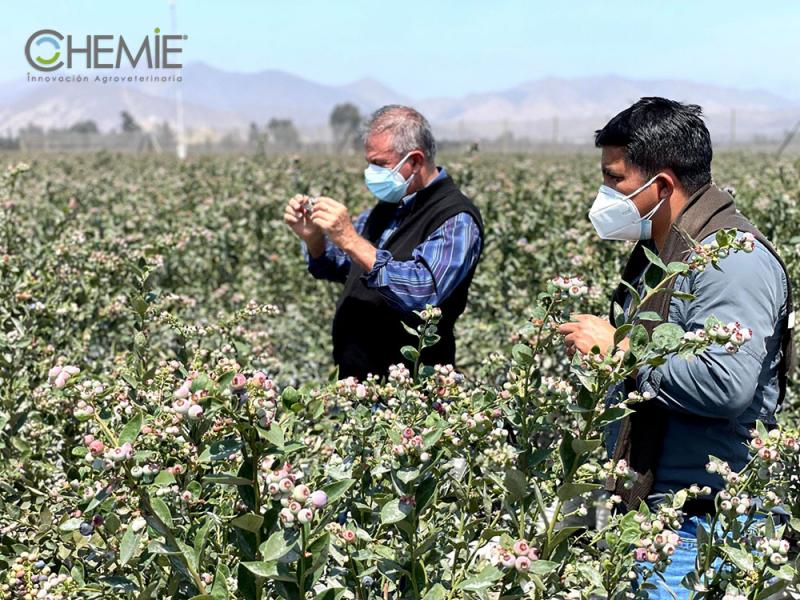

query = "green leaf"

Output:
[[415, 477, 438, 515], [422, 583, 446, 600], [241, 561, 274, 577], [198, 438, 243, 463], [231, 512, 263, 533], [457, 565, 504, 591], [259, 529, 299, 562], [503, 468, 527, 501], [613, 323, 633, 346], [119, 526, 142, 565], [59, 517, 83, 532], [643, 246, 667, 272], [672, 490, 688, 510], [401, 321, 420, 338], [571, 438, 602, 455], [635, 311, 662, 322], [629, 324, 649, 356], [400, 345, 419, 362], [204, 473, 253, 486], [721, 546, 754, 572], [380, 498, 413, 524], [262, 423, 285, 449], [651, 322, 685, 351], [191, 374, 210, 393], [396, 467, 420, 484], [512, 343, 533, 365], [528, 559, 559, 576], [119, 412, 143, 446], [556, 482, 599, 501], [559, 431, 576, 475], [667, 261, 689, 274], [150, 497, 172, 529], [320, 478, 355, 504], [210, 563, 231, 599]]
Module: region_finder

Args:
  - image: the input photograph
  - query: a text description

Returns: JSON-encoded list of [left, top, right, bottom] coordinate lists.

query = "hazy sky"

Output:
[[3, 0, 799, 99]]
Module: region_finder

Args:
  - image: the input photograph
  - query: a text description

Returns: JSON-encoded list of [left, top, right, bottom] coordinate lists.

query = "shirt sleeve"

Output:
[[361, 212, 482, 312], [636, 231, 787, 420], [301, 208, 371, 284]]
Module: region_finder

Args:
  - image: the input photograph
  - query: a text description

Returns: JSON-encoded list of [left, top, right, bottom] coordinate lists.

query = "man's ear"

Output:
[[657, 171, 677, 201], [410, 150, 426, 171]]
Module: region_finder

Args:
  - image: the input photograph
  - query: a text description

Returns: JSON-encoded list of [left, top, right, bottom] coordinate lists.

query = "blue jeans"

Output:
[[640, 514, 764, 599], [641, 515, 708, 599]]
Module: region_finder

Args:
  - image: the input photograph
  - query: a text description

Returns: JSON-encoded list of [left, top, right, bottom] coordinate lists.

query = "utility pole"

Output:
[[170, 0, 187, 159]]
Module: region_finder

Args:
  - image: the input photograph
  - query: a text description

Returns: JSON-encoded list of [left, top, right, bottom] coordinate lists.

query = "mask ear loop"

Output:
[[390, 151, 414, 174], [642, 195, 668, 221]]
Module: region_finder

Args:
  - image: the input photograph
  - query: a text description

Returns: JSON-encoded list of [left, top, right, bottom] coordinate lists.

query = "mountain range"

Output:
[[1, 62, 798, 144]]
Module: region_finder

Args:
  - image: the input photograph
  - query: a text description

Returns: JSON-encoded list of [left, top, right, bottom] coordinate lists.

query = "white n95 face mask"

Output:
[[588, 174, 666, 241]]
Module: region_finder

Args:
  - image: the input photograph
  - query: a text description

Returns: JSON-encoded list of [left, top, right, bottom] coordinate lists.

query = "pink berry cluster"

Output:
[[72, 400, 95, 421], [326, 523, 357, 545], [495, 539, 540, 573], [81, 435, 134, 471], [48, 364, 80, 389], [419, 306, 442, 322], [687, 234, 755, 272], [550, 275, 588, 297], [334, 377, 369, 402], [260, 460, 327, 526], [392, 427, 428, 461], [171, 377, 206, 421], [700, 320, 752, 354], [603, 459, 638, 490], [754, 533, 791, 566], [633, 530, 681, 562], [231, 370, 279, 427], [387, 363, 412, 386], [3, 551, 76, 599], [631, 506, 684, 563]]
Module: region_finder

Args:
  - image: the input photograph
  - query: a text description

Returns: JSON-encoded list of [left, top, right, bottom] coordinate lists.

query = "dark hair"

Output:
[[594, 97, 712, 195]]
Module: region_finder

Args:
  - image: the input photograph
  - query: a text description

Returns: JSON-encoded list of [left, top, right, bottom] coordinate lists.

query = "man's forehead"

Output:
[[365, 132, 396, 160], [601, 145, 626, 167]]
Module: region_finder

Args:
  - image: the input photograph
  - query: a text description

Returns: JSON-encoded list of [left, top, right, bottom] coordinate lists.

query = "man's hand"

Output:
[[284, 194, 323, 243], [309, 197, 359, 250], [558, 314, 623, 357], [309, 196, 377, 271]]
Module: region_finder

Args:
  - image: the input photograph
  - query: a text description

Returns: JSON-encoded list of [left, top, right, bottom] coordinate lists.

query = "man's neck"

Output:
[[652, 192, 690, 253], [418, 164, 440, 189]]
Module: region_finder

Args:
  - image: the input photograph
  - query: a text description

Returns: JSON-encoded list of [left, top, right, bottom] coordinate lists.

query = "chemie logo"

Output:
[[25, 28, 186, 72]]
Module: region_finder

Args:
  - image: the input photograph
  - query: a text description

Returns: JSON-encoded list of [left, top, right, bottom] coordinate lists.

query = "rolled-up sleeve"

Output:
[[361, 213, 482, 312], [636, 232, 786, 420]]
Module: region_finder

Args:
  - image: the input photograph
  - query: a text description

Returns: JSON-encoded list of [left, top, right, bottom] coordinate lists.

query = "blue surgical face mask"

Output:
[[364, 152, 416, 203]]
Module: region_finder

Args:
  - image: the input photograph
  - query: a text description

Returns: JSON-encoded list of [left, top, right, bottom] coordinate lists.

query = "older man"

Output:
[[284, 105, 484, 380]]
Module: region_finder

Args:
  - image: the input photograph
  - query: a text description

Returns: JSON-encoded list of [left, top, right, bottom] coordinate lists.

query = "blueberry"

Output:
[[34, 560, 45, 569], [361, 575, 374, 587], [79, 522, 94, 536]]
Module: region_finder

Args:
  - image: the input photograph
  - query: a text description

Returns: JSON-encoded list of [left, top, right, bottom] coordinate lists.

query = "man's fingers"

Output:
[[288, 195, 307, 211], [557, 322, 581, 335], [569, 313, 591, 322]]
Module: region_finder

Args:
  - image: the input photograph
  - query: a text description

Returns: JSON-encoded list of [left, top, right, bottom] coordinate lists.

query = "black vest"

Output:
[[331, 175, 484, 380]]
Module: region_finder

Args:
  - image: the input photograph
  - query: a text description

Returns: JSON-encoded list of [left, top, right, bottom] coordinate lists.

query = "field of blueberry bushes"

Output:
[[1, 152, 799, 599]]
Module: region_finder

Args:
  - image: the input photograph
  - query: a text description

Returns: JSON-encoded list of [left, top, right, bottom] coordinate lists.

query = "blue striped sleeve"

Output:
[[302, 208, 371, 283], [361, 212, 482, 311]]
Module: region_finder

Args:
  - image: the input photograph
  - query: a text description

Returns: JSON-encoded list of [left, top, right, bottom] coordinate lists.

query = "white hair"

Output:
[[362, 105, 436, 163]]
